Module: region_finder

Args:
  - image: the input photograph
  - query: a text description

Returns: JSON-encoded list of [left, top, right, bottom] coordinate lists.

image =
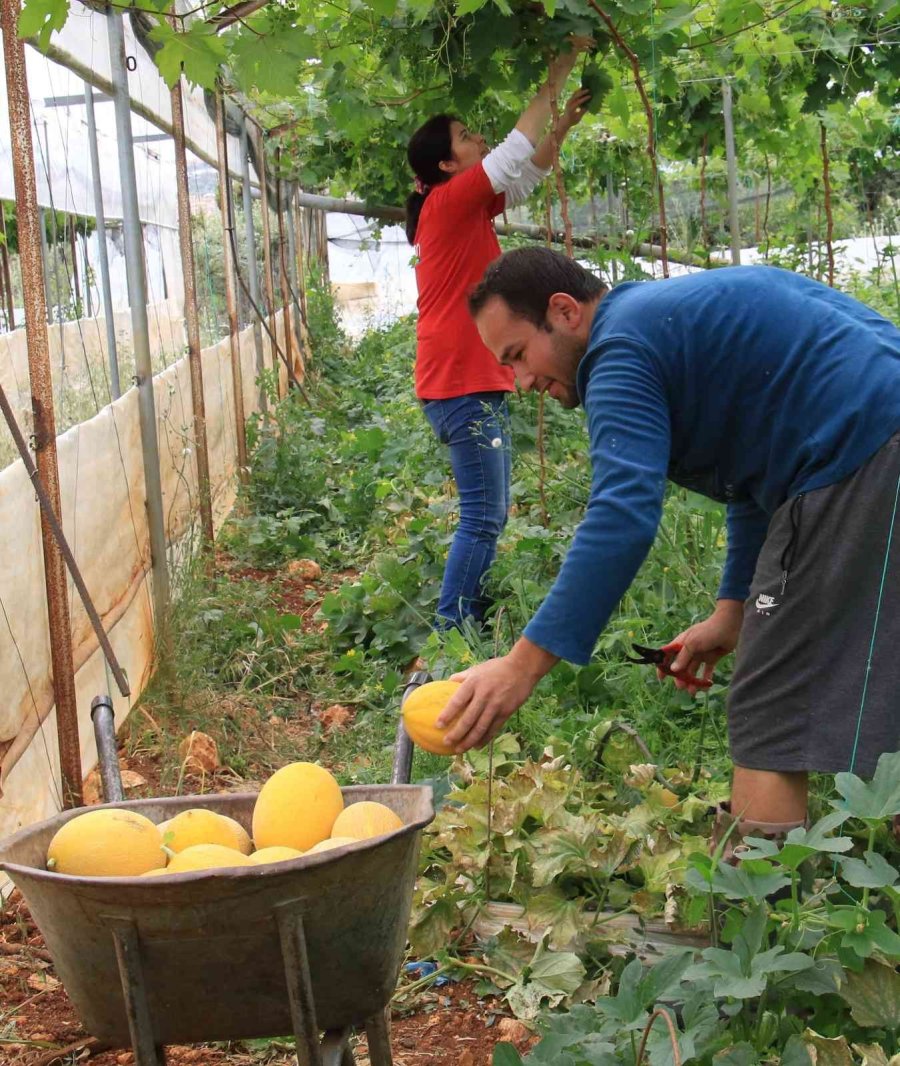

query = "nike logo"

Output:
[[755, 593, 780, 611]]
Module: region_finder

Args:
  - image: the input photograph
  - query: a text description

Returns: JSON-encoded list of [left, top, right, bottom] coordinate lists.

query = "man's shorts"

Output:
[[728, 431, 900, 777]]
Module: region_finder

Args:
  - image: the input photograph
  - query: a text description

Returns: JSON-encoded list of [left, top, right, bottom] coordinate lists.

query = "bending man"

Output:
[[437, 246, 900, 847]]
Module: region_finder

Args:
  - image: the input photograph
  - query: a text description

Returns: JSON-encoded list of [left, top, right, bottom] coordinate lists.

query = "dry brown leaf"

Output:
[[287, 558, 322, 580], [178, 731, 219, 774]]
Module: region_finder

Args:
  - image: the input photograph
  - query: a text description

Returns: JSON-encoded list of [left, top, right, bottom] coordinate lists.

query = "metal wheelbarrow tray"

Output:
[[0, 784, 434, 1065]]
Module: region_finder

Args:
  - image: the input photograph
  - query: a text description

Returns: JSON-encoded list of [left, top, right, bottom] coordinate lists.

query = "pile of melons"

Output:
[[44, 763, 404, 879]]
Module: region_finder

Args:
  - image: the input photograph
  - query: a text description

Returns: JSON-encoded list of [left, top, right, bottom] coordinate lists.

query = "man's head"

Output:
[[468, 248, 607, 408]]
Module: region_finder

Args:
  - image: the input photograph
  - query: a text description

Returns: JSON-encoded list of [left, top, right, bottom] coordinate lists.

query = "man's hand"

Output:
[[435, 637, 559, 753], [664, 599, 744, 695]]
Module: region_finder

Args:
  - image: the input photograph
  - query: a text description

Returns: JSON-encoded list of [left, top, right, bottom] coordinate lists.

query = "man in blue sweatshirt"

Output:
[[435, 246, 900, 849]]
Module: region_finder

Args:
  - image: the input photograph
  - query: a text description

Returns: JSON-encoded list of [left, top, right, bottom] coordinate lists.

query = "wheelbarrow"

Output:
[[0, 672, 434, 1066]]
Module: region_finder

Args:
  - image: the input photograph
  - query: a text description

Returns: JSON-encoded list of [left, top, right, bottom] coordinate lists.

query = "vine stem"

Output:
[[820, 121, 835, 287], [585, 0, 669, 278], [547, 68, 574, 258], [635, 1007, 681, 1066]]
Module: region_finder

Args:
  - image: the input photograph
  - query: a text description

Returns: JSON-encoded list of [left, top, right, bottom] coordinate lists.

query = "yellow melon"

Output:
[[332, 801, 403, 841], [252, 762, 344, 851], [46, 809, 165, 877], [165, 844, 254, 873], [158, 808, 250, 855], [141, 867, 170, 877], [218, 815, 253, 855], [401, 680, 460, 755], [306, 836, 358, 855], [249, 846, 305, 865]]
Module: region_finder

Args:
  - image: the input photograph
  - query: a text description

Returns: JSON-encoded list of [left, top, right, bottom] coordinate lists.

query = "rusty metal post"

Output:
[[107, 9, 170, 622], [1, 0, 82, 807], [254, 126, 278, 392], [274, 150, 295, 384], [240, 115, 266, 412], [215, 91, 248, 481], [171, 74, 214, 551], [84, 78, 120, 398], [0, 202, 15, 329]]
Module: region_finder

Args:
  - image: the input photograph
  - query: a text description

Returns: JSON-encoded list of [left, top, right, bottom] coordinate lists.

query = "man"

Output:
[[435, 246, 900, 848]]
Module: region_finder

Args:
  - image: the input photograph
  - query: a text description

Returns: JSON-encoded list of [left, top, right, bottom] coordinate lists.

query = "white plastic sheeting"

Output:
[[0, 310, 295, 846]]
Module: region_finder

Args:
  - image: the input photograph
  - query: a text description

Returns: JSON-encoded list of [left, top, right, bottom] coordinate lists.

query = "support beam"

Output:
[[108, 9, 170, 623], [2, 0, 82, 807], [292, 191, 727, 269]]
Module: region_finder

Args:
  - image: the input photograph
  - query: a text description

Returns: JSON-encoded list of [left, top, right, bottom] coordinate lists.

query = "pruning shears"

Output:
[[625, 642, 713, 689]]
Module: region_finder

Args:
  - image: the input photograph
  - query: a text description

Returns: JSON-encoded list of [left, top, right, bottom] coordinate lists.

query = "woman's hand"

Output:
[[663, 599, 744, 695], [548, 35, 595, 87], [559, 88, 592, 132]]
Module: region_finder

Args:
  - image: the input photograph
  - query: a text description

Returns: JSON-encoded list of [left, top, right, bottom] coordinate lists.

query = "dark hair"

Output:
[[468, 247, 608, 326], [405, 114, 457, 244]]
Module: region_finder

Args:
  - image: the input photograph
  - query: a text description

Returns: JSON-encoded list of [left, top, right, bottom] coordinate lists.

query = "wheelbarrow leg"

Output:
[[364, 1007, 393, 1066], [108, 918, 166, 1066], [275, 903, 323, 1066]]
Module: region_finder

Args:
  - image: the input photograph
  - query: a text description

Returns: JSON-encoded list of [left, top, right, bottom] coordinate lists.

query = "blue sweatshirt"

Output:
[[523, 266, 900, 665]]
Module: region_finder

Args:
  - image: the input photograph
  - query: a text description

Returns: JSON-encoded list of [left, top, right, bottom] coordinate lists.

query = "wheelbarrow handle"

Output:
[[392, 671, 432, 785]]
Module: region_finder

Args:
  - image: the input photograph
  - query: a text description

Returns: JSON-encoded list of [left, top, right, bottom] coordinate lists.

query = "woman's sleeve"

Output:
[[483, 129, 551, 207]]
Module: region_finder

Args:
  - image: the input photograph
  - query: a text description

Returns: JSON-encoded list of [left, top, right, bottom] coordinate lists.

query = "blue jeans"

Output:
[[423, 392, 511, 627]]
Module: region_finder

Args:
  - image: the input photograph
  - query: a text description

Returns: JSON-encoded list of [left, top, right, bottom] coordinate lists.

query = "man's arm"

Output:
[[439, 340, 672, 750]]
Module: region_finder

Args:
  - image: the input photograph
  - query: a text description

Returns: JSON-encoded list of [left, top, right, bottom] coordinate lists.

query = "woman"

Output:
[[407, 46, 591, 629]]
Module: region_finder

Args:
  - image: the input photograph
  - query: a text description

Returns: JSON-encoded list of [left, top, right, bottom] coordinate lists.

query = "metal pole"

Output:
[[284, 183, 305, 364], [1, 0, 82, 807], [80, 230, 92, 318], [171, 71, 214, 550], [84, 79, 120, 398], [291, 189, 309, 330], [214, 90, 248, 481], [0, 203, 14, 328], [42, 120, 66, 345], [722, 80, 741, 266], [605, 172, 618, 284], [68, 216, 80, 311], [275, 151, 296, 385], [107, 9, 170, 620], [254, 125, 278, 390], [38, 207, 52, 321], [240, 115, 266, 412], [90, 695, 124, 803]]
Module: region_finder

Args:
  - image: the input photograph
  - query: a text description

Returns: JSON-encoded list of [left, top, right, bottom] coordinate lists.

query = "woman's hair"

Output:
[[469, 247, 608, 326], [405, 114, 458, 244]]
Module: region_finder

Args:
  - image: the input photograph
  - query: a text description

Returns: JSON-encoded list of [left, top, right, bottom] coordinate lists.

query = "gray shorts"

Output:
[[728, 431, 900, 776]]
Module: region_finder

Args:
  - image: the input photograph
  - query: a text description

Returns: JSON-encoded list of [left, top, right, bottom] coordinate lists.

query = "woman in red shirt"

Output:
[[406, 47, 591, 629]]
